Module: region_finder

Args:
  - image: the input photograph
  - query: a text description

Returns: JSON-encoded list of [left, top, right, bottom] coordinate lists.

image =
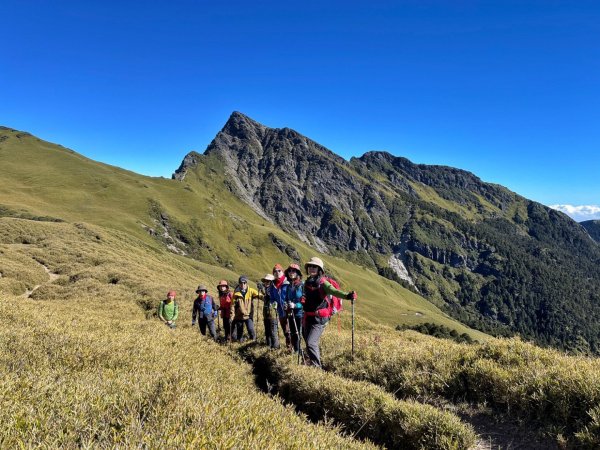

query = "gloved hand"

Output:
[[288, 302, 295, 310], [346, 291, 357, 300]]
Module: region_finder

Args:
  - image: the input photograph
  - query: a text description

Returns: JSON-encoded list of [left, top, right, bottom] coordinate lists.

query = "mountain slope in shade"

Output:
[[582, 220, 600, 243], [176, 112, 600, 354]]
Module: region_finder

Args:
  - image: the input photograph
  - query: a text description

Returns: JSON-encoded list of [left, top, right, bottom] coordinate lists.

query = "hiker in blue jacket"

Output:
[[285, 263, 304, 353], [192, 285, 218, 340], [260, 274, 280, 349], [267, 264, 291, 349]]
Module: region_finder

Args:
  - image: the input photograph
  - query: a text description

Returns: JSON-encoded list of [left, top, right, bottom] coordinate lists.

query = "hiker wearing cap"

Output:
[[267, 264, 291, 349], [158, 290, 179, 329], [285, 263, 304, 353], [192, 285, 218, 340], [216, 280, 233, 341], [261, 274, 280, 349], [231, 275, 260, 342], [303, 257, 357, 367]]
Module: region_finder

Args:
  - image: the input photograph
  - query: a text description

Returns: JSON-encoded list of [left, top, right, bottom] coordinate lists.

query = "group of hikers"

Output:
[[158, 257, 357, 367]]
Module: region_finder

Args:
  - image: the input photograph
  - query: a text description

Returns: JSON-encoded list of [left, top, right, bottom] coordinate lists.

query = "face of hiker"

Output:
[[307, 265, 319, 277], [200, 290, 207, 298], [167, 294, 175, 302], [218, 285, 227, 292], [263, 280, 272, 288], [240, 281, 247, 290], [273, 269, 284, 278], [288, 270, 298, 280]]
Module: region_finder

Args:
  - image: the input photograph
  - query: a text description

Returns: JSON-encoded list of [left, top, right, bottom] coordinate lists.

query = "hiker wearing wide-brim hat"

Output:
[[285, 263, 304, 354], [260, 274, 280, 349], [158, 290, 179, 329], [303, 257, 357, 368], [231, 275, 261, 342], [216, 280, 233, 341], [192, 285, 218, 340]]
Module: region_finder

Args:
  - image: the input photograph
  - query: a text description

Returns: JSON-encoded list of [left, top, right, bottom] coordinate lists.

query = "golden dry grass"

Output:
[[0, 295, 381, 449], [322, 329, 600, 445]]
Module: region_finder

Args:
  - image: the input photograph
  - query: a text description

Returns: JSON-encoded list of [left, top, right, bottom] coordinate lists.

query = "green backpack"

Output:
[[263, 297, 277, 320]]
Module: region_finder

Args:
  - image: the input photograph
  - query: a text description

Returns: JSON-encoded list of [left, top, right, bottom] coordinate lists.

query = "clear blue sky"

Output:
[[2, 1, 599, 219]]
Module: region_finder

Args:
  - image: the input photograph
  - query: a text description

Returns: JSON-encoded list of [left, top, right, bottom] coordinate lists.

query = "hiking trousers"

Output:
[[263, 318, 280, 349], [222, 317, 232, 340], [303, 315, 328, 368], [279, 317, 291, 349], [233, 318, 256, 342], [198, 317, 217, 340]]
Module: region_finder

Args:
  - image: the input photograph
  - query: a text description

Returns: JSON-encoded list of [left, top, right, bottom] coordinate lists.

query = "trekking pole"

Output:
[[298, 317, 304, 365], [351, 298, 355, 360], [256, 282, 264, 343]]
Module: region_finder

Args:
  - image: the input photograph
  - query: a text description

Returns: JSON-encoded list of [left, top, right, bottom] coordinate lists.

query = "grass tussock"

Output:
[[0, 297, 376, 449], [323, 330, 600, 445], [245, 346, 476, 450]]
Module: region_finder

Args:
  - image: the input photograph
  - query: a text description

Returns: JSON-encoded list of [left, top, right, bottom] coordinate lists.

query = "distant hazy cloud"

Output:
[[549, 204, 600, 222]]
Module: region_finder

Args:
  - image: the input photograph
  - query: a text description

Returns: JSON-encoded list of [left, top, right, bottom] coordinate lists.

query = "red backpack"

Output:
[[319, 277, 343, 317]]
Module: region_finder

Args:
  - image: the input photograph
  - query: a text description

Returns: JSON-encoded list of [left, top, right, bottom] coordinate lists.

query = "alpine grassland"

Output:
[[321, 330, 600, 447], [3, 125, 600, 448], [0, 219, 375, 448], [0, 298, 380, 448], [0, 217, 475, 448]]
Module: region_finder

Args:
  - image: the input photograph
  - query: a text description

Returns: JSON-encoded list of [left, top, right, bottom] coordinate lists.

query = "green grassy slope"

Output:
[[0, 126, 486, 338]]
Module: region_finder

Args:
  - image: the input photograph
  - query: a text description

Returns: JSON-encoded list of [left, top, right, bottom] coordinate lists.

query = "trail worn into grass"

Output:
[[19, 258, 60, 298]]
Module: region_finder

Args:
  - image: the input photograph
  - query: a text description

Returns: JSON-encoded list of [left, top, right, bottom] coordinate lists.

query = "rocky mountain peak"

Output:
[[168, 112, 600, 353]]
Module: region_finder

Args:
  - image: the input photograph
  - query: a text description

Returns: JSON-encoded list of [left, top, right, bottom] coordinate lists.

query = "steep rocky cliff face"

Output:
[[175, 112, 600, 353]]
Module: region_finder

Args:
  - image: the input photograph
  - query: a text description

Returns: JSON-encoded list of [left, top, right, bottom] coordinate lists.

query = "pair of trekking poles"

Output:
[[285, 298, 356, 364], [285, 307, 305, 365]]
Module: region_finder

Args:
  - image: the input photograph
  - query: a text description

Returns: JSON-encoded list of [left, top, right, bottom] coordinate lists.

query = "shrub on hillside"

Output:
[[247, 346, 476, 450], [324, 331, 600, 445]]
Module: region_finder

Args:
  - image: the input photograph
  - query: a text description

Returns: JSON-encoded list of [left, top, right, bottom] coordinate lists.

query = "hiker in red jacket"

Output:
[[216, 280, 233, 341], [302, 257, 357, 368]]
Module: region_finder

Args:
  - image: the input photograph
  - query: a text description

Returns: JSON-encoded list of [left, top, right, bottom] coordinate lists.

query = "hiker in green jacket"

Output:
[[158, 290, 179, 329]]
